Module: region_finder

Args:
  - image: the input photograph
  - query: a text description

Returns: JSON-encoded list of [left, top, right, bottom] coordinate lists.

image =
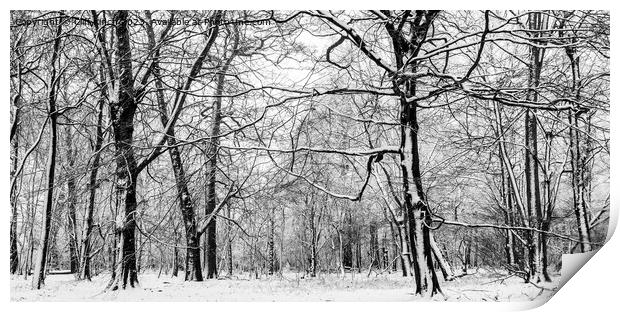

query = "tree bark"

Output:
[[79, 66, 106, 281], [106, 10, 139, 290], [203, 32, 237, 278], [524, 11, 547, 283], [32, 20, 62, 289], [398, 219, 413, 277], [343, 208, 353, 271], [268, 206, 276, 275], [10, 106, 20, 274], [565, 36, 593, 254], [389, 10, 442, 295], [152, 44, 204, 283], [226, 204, 234, 276], [64, 126, 79, 274]]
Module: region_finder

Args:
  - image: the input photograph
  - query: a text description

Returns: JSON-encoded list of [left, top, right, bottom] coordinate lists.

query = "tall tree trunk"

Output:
[[539, 130, 558, 282], [171, 231, 179, 278], [565, 37, 592, 253], [268, 206, 276, 275], [156, 67, 204, 282], [355, 226, 362, 273], [79, 67, 106, 281], [32, 20, 62, 289], [524, 109, 543, 282], [398, 54, 441, 297], [64, 127, 79, 274], [343, 208, 353, 270], [107, 11, 139, 290], [203, 37, 238, 278], [386, 10, 442, 296], [24, 166, 40, 278], [308, 201, 318, 278], [499, 145, 517, 267], [11, 44, 24, 276], [226, 204, 234, 276], [10, 106, 20, 274], [524, 11, 547, 283], [493, 102, 529, 275]]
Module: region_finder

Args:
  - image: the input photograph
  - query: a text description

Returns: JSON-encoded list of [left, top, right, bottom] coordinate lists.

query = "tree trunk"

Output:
[[308, 200, 318, 278], [524, 109, 543, 282], [398, 62, 441, 296], [565, 37, 593, 254], [499, 145, 517, 267], [171, 239, 179, 278], [32, 20, 62, 289], [106, 11, 139, 290], [268, 206, 276, 275], [64, 127, 79, 274], [143, 10, 210, 282], [337, 226, 345, 275], [493, 102, 530, 274], [10, 107, 20, 274], [226, 204, 234, 276], [343, 208, 353, 271], [202, 33, 239, 277], [79, 67, 105, 281], [202, 50, 234, 280], [355, 227, 362, 274], [386, 10, 441, 296], [397, 218, 412, 276], [430, 233, 454, 281], [369, 222, 381, 270], [524, 11, 547, 283], [158, 91, 204, 282]]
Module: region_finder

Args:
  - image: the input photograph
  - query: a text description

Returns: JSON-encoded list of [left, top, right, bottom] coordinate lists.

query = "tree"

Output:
[[32, 16, 63, 289], [105, 10, 140, 290]]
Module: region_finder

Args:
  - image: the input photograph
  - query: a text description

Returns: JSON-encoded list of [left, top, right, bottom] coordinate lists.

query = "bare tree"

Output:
[[32, 17, 63, 289]]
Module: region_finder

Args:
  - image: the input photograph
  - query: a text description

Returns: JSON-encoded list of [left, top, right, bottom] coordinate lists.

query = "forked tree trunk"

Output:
[[386, 10, 441, 296]]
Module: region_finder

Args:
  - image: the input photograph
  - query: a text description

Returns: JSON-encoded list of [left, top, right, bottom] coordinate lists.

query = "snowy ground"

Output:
[[10, 269, 559, 302]]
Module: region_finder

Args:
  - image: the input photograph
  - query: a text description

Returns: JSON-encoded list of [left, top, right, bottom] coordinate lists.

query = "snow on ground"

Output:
[[10, 269, 558, 302]]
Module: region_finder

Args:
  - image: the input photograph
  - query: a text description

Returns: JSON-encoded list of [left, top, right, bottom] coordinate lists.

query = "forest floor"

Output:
[[10, 269, 559, 302]]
